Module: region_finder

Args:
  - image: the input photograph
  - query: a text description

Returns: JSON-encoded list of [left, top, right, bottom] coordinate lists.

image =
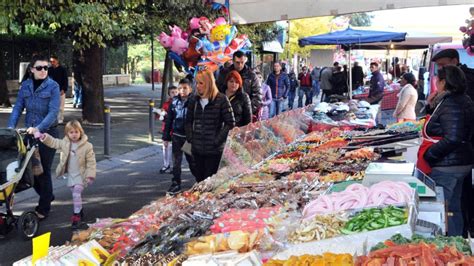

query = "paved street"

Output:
[[0, 84, 195, 264]]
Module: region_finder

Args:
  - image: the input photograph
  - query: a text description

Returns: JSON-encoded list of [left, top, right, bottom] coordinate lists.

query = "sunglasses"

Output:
[[34, 65, 49, 71]]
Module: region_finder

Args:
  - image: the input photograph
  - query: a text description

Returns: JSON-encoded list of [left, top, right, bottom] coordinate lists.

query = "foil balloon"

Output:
[[158, 32, 173, 48], [210, 24, 231, 42]]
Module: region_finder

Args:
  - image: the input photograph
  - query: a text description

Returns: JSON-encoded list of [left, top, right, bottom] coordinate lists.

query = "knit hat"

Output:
[[225, 70, 243, 88]]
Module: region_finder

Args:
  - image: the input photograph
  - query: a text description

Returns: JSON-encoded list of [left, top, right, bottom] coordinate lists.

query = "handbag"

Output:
[[181, 102, 197, 156], [416, 100, 443, 175]]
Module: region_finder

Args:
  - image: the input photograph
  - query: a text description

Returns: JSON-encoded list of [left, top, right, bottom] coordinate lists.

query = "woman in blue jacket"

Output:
[[8, 55, 60, 219]]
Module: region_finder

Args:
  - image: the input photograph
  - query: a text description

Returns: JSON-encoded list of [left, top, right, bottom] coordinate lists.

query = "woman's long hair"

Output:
[[196, 69, 219, 100]]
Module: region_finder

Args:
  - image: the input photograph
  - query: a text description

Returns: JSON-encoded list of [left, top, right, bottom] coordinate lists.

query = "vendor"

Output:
[[393, 73, 418, 122], [421, 65, 474, 236], [366, 62, 385, 104]]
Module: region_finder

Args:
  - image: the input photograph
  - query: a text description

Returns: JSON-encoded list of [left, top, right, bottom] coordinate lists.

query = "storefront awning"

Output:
[[262, 40, 284, 53]]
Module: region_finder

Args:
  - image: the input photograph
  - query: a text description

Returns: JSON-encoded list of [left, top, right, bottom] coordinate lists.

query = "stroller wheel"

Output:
[[18, 211, 39, 239]]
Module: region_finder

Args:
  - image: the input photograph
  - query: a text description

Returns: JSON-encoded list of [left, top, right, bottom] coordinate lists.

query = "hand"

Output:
[[163, 141, 169, 147], [86, 177, 94, 185], [34, 131, 45, 140], [26, 127, 38, 135], [60, 91, 65, 96]]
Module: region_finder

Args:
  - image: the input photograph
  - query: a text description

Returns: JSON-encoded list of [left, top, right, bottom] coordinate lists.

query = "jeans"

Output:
[[287, 90, 296, 110], [431, 166, 472, 236], [311, 80, 320, 102], [192, 152, 222, 182], [34, 127, 58, 216], [171, 135, 195, 185], [298, 86, 312, 108], [73, 83, 82, 106], [462, 172, 473, 235], [270, 99, 283, 118]]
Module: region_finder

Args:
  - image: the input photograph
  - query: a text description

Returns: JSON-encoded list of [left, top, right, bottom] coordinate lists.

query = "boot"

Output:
[[167, 182, 181, 195], [71, 213, 81, 229]]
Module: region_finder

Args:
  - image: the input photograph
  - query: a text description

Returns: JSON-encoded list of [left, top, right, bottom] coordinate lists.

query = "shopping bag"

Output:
[[181, 141, 192, 156]]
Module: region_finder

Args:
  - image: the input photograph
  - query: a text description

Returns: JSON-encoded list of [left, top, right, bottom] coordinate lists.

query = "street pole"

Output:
[[148, 99, 155, 142], [104, 105, 111, 157], [151, 33, 155, 91]]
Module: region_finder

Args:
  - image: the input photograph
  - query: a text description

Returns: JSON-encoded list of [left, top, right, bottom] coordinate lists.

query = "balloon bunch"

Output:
[[459, 7, 474, 55], [157, 17, 251, 74]]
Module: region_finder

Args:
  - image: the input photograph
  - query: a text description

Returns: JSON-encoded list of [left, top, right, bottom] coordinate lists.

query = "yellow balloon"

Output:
[[210, 25, 231, 42]]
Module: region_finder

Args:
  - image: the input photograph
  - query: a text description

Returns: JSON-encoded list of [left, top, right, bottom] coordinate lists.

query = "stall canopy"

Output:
[[299, 28, 407, 98], [298, 28, 407, 47], [215, 0, 473, 24], [348, 31, 453, 50]]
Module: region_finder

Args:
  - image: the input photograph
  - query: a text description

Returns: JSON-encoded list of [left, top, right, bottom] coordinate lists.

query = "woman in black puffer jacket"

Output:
[[225, 70, 252, 127], [186, 69, 235, 182], [424, 65, 474, 236]]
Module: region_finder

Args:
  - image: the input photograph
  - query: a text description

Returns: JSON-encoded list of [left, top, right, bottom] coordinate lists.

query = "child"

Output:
[[163, 79, 195, 194], [34, 120, 96, 229], [288, 72, 299, 110], [157, 86, 179, 174]]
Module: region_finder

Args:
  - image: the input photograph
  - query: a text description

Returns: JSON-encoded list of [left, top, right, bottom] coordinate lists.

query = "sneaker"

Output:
[[73, 104, 76, 108], [71, 214, 81, 229], [159, 166, 170, 174], [167, 184, 181, 195]]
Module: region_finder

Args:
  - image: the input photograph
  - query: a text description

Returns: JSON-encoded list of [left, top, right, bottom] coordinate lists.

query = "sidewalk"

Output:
[[0, 84, 196, 264]]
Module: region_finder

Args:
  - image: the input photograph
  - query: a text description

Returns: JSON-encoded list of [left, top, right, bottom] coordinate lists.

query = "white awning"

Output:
[[216, 0, 473, 24], [262, 40, 284, 53]]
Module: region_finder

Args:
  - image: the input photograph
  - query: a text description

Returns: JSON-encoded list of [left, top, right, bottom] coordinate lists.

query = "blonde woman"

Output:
[[393, 73, 418, 122], [185, 69, 235, 182]]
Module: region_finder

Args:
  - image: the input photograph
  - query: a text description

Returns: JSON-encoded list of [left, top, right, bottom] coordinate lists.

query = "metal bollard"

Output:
[[104, 105, 111, 157], [148, 99, 155, 142]]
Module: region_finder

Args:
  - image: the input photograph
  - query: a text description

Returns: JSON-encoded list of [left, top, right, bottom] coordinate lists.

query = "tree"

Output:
[[347, 13, 373, 27], [282, 17, 335, 60], [1, 0, 148, 123]]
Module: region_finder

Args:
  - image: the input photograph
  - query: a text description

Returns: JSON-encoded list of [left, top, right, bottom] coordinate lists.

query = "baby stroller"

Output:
[[0, 128, 39, 239]]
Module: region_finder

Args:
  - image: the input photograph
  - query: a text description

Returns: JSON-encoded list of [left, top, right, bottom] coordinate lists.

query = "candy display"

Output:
[[356, 242, 474, 265], [265, 253, 353, 266], [210, 207, 281, 234], [288, 214, 348, 243], [302, 182, 414, 219], [16, 104, 464, 265], [341, 206, 408, 234]]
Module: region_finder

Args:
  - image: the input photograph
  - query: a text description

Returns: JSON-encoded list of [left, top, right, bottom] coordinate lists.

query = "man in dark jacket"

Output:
[[217, 51, 262, 115], [266, 62, 290, 118], [366, 62, 385, 104], [48, 55, 68, 123], [330, 66, 348, 98], [351, 61, 364, 89], [431, 48, 474, 235], [163, 79, 195, 194], [298, 66, 312, 107]]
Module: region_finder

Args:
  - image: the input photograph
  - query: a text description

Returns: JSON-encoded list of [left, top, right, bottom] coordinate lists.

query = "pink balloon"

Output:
[[159, 32, 173, 48], [171, 38, 188, 55], [214, 17, 227, 26], [189, 17, 200, 30]]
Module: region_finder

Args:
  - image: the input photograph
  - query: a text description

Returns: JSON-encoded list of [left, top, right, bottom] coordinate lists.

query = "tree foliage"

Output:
[[282, 16, 335, 59], [347, 13, 373, 27]]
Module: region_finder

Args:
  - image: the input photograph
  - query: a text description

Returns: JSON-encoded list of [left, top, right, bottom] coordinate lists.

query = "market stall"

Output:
[[15, 101, 467, 265]]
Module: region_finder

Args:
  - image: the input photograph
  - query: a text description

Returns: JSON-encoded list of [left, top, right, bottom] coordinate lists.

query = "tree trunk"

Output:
[[74, 45, 105, 123], [160, 51, 172, 108], [0, 52, 12, 107]]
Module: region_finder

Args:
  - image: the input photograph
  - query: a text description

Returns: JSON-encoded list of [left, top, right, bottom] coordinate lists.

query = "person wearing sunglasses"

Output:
[[7, 54, 60, 220]]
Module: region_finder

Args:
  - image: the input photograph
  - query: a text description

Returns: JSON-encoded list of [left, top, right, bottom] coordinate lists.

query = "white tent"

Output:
[[215, 0, 473, 24]]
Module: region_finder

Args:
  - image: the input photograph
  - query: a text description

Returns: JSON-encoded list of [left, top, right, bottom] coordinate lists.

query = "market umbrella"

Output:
[[299, 27, 407, 99]]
